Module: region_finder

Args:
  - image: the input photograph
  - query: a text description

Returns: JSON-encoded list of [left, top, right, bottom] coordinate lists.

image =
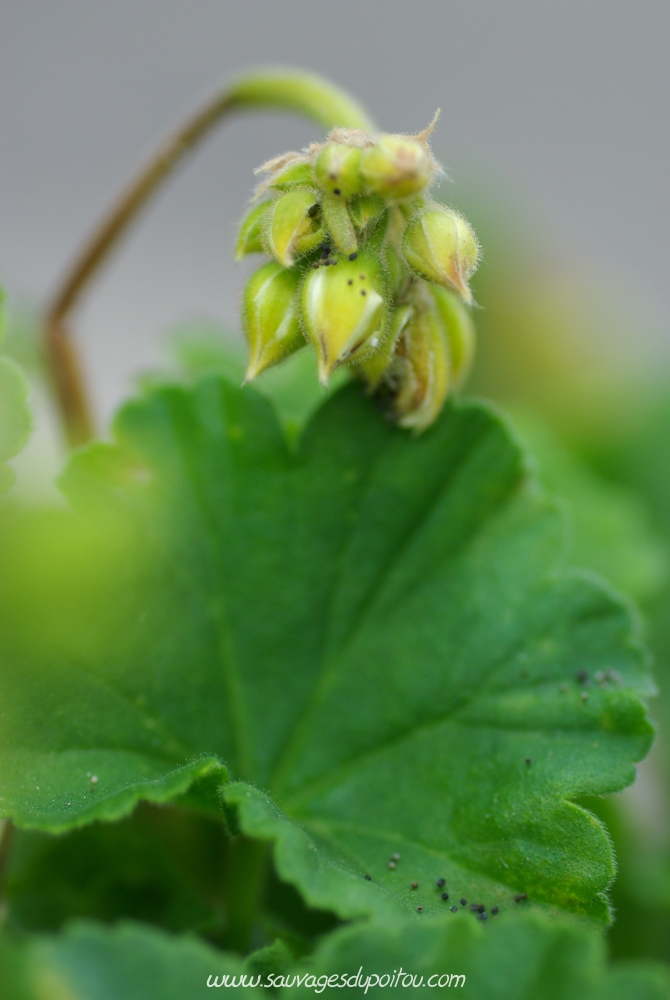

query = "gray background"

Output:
[[2, 0, 669, 424]]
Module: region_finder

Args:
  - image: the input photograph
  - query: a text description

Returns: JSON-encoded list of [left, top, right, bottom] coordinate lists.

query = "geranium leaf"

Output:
[[1, 914, 668, 999], [295, 911, 670, 1000], [0, 922, 256, 1000], [0, 379, 653, 922]]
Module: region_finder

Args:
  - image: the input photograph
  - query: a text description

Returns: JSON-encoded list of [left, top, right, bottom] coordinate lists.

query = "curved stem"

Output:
[[45, 70, 375, 447]]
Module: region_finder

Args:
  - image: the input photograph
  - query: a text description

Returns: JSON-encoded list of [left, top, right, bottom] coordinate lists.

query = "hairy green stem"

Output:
[[223, 835, 271, 953], [0, 820, 15, 924], [44, 69, 375, 447]]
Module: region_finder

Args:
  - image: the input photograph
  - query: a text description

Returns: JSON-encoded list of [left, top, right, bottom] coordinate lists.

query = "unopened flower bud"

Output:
[[360, 135, 432, 200], [265, 190, 323, 267], [321, 194, 358, 256], [360, 303, 413, 389], [315, 143, 363, 199], [430, 286, 476, 387], [235, 201, 271, 260], [300, 251, 388, 384], [403, 206, 479, 304], [266, 158, 314, 191], [387, 302, 451, 433], [242, 262, 304, 381]]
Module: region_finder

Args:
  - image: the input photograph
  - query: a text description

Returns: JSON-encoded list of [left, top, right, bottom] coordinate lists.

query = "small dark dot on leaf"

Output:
[[360, 290, 367, 296], [417, 906, 423, 912], [359, 274, 366, 279], [525, 758, 531, 766], [478, 912, 488, 921], [347, 279, 353, 285], [411, 882, 418, 890], [364, 875, 372, 881], [441, 893, 449, 900], [460, 899, 467, 906], [450, 906, 458, 912], [437, 878, 446, 887], [577, 670, 588, 684], [349, 252, 358, 260], [491, 906, 499, 915], [391, 853, 400, 862], [333, 188, 341, 195], [514, 893, 527, 903]]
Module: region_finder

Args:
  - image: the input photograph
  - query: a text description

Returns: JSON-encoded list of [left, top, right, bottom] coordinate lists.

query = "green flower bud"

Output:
[[301, 251, 388, 384], [235, 201, 271, 260], [265, 190, 323, 267], [266, 159, 314, 191], [360, 135, 432, 200], [387, 301, 451, 433], [348, 194, 386, 230], [242, 262, 305, 381], [359, 303, 413, 389], [430, 285, 476, 387], [402, 206, 479, 304], [314, 143, 363, 199], [321, 194, 358, 257]]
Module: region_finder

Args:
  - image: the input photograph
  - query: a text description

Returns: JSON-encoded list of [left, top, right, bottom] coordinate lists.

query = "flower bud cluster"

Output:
[[236, 115, 480, 432]]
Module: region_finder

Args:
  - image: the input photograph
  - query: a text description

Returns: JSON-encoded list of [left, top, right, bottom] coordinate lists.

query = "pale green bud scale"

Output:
[[300, 252, 388, 384], [265, 189, 323, 267], [242, 262, 305, 381], [430, 286, 476, 387], [390, 304, 451, 433], [267, 159, 315, 191], [360, 303, 413, 389], [235, 201, 271, 260]]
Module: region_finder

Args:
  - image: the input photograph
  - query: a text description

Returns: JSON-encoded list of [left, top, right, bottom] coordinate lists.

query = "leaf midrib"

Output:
[[269, 416, 501, 798]]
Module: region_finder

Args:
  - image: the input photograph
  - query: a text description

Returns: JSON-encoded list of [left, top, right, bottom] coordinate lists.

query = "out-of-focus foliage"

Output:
[[1, 912, 669, 1000]]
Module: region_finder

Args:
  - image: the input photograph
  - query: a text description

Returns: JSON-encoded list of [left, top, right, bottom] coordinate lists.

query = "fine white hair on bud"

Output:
[[360, 135, 432, 201], [264, 190, 324, 267], [235, 112, 480, 431], [386, 300, 452, 433], [314, 143, 363, 199], [300, 252, 388, 384], [242, 262, 305, 382], [235, 201, 271, 261], [402, 205, 480, 304]]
